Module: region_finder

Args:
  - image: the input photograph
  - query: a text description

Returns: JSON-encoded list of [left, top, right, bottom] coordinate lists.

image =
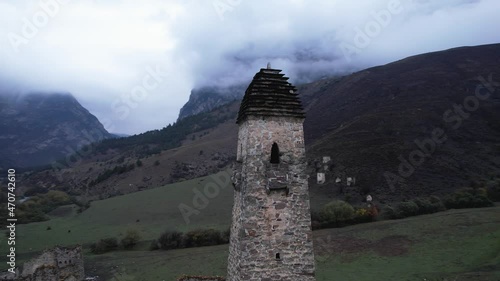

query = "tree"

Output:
[[121, 229, 141, 249], [320, 200, 355, 224]]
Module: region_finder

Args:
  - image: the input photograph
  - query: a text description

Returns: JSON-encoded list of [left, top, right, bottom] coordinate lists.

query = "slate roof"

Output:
[[237, 68, 305, 123]]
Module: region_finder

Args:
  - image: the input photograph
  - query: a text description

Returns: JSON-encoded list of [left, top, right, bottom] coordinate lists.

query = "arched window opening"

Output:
[[276, 253, 281, 260], [271, 142, 280, 164]]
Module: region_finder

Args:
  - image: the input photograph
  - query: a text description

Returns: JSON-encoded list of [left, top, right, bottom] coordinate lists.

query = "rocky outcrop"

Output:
[[177, 85, 245, 121]]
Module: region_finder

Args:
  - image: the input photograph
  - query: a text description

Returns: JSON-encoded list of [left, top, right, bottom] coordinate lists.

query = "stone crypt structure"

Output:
[[227, 65, 316, 281]]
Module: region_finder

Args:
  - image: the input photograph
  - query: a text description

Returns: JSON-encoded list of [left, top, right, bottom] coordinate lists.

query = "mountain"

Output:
[[302, 44, 500, 202], [17, 43, 500, 204], [177, 84, 246, 121], [0, 92, 112, 169], [176, 43, 500, 203], [111, 133, 130, 138], [18, 102, 239, 197]]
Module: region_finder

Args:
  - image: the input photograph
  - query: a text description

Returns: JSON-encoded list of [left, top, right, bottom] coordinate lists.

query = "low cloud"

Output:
[[0, 0, 498, 134]]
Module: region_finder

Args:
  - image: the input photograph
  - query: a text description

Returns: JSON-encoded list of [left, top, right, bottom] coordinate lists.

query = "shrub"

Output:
[[381, 205, 396, 219], [368, 205, 379, 219], [90, 237, 119, 254], [185, 229, 223, 247], [382, 196, 445, 220], [428, 195, 446, 212], [220, 229, 230, 243], [410, 197, 445, 215], [487, 181, 500, 202], [16, 208, 48, 223], [394, 201, 419, 218], [411, 198, 432, 214], [158, 230, 185, 250], [353, 208, 372, 223], [41, 190, 72, 211], [154, 228, 229, 251], [319, 201, 355, 226], [16, 190, 73, 223], [121, 229, 141, 249], [472, 194, 493, 207], [444, 189, 493, 209]]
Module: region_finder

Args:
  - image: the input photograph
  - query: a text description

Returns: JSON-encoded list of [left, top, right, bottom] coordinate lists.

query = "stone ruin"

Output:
[[314, 156, 358, 188], [0, 246, 84, 281], [315, 156, 332, 184]]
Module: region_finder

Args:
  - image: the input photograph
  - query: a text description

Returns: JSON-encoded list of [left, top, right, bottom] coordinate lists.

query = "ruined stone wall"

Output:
[[228, 116, 316, 281], [0, 246, 84, 281]]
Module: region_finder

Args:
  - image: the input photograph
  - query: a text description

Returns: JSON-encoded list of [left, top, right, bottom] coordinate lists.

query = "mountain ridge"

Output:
[[177, 85, 246, 121], [0, 92, 112, 169]]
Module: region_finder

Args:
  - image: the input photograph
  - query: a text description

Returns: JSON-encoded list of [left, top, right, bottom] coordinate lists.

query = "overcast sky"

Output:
[[0, 0, 499, 135]]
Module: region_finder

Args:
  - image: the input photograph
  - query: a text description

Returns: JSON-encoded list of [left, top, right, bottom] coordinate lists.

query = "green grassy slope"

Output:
[[313, 206, 500, 281], [1, 173, 499, 281], [81, 206, 500, 281], [0, 171, 233, 259]]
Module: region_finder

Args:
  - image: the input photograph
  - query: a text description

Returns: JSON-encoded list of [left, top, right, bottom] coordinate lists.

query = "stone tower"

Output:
[[227, 66, 316, 281]]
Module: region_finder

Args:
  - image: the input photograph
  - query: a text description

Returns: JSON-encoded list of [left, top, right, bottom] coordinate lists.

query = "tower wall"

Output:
[[228, 115, 316, 281]]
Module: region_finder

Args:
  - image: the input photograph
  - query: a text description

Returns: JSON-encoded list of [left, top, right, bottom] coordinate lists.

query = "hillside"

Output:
[[17, 102, 240, 198], [303, 44, 500, 202], [0, 93, 111, 169], [2, 173, 498, 280], [17, 44, 500, 203], [172, 43, 500, 204]]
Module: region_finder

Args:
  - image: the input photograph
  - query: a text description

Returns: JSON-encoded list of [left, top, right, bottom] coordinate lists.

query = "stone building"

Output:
[[0, 246, 84, 281], [228, 66, 316, 280]]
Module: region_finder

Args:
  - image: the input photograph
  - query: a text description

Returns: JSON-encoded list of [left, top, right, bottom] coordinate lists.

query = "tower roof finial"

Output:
[[267, 62, 271, 69]]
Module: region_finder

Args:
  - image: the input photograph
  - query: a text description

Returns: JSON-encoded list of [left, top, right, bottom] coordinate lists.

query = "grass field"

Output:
[[82, 206, 500, 281], [1, 172, 499, 280], [313, 206, 500, 281], [0, 171, 234, 262]]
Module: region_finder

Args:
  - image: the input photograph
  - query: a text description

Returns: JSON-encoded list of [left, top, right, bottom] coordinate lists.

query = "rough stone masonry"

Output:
[[227, 66, 316, 281], [0, 245, 84, 281]]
